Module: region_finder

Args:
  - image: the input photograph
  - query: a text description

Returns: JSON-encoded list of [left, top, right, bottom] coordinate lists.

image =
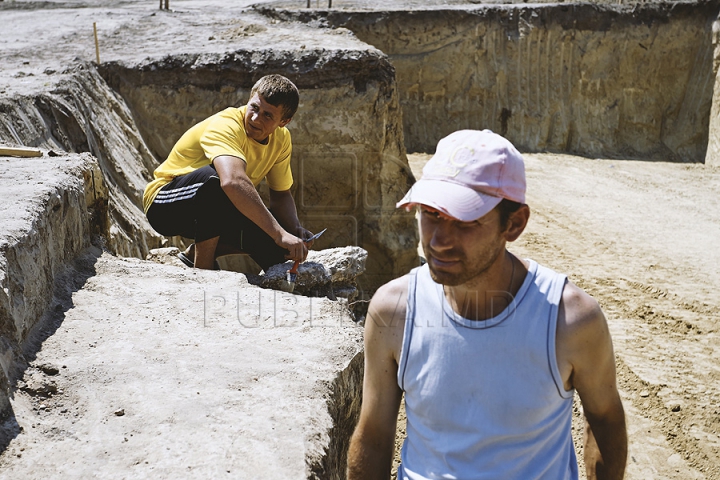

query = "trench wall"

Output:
[[0, 52, 394, 472], [0, 64, 168, 417], [0, 65, 166, 258], [0, 153, 106, 415], [704, 13, 720, 167], [0, 47, 417, 412], [99, 49, 418, 289], [307, 350, 363, 479], [263, 2, 719, 162]]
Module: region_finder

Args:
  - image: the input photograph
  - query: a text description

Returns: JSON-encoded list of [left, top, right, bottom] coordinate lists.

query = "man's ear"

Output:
[[503, 205, 530, 242], [279, 117, 292, 128]]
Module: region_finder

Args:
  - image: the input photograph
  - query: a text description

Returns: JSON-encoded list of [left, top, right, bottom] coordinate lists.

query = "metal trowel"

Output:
[[279, 228, 327, 293]]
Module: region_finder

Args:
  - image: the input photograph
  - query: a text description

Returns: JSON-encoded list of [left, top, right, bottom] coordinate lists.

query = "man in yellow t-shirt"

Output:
[[143, 74, 313, 270]]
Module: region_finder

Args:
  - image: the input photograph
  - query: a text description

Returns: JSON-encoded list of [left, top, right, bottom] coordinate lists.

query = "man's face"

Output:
[[244, 93, 291, 144], [420, 205, 507, 287]]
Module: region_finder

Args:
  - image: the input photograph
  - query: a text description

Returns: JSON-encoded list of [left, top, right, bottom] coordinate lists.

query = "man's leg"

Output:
[[149, 164, 290, 272], [220, 220, 288, 272], [191, 170, 289, 271], [194, 236, 219, 270], [148, 165, 234, 269], [146, 173, 205, 240]]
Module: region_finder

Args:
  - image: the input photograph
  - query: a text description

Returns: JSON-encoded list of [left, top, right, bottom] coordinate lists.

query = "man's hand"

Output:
[[296, 226, 316, 248], [269, 189, 315, 257], [278, 230, 308, 263]]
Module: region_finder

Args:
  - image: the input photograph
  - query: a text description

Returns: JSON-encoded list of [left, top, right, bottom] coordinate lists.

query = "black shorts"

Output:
[[146, 165, 287, 271]]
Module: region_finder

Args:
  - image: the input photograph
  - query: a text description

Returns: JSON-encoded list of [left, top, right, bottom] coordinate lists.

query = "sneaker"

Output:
[[177, 250, 194, 268]]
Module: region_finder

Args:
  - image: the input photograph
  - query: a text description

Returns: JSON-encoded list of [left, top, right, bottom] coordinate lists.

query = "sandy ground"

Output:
[[0, 249, 362, 478], [404, 153, 720, 479]]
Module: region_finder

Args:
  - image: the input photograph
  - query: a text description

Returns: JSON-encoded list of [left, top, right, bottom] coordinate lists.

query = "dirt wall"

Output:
[[307, 350, 363, 479], [704, 12, 720, 167], [263, 3, 719, 162], [0, 65, 166, 259], [0, 153, 106, 415], [0, 3, 407, 474], [99, 48, 418, 288]]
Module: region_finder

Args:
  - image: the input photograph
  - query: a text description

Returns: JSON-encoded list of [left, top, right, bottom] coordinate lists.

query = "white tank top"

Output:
[[397, 260, 578, 480]]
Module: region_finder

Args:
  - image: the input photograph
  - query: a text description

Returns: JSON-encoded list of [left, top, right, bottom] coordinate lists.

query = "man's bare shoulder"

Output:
[[369, 275, 410, 325], [557, 280, 614, 388], [364, 275, 410, 360], [559, 281, 605, 333]]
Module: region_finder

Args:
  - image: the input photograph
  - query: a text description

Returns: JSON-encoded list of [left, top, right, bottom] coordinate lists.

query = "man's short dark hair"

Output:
[[495, 198, 523, 227], [250, 75, 299, 120]]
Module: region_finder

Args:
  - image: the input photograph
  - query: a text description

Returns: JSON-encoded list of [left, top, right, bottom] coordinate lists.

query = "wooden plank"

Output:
[[0, 146, 43, 157]]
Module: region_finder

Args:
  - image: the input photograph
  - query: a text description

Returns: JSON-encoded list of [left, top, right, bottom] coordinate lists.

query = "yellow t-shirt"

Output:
[[142, 106, 293, 213]]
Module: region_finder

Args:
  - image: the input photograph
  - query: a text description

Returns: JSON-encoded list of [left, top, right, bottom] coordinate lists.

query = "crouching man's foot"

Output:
[[178, 238, 220, 270], [178, 244, 195, 268]]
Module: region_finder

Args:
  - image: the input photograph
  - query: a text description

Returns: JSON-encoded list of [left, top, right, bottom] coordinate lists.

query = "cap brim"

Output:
[[396, 179, 503, 222]]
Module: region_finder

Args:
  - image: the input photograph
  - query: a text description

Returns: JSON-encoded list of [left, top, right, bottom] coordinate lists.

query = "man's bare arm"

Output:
[[268, 188, 313, 242], [347, 277, 408, 480], [213, 155, 306, 262], [558, 283, 627, 480]]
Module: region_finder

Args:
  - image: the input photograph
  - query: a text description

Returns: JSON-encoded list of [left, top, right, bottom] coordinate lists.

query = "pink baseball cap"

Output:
[[397, 130, 526, 221]]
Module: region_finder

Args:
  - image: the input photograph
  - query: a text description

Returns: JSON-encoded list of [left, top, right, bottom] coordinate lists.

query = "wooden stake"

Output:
[[0, 146, 43, 158], [93, 22, 100, 64], [165, 0, 169, 9]]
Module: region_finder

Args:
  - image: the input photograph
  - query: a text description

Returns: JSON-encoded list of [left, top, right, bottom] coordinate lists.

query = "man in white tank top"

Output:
[[347, 130, 627, 480]]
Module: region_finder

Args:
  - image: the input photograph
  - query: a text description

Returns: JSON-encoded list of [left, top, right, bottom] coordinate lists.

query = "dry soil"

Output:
[[0, 1, 719, 478]]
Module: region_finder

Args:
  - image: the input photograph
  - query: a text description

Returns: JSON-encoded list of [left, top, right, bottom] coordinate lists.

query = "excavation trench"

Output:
[[261, 1, 720, 162], [1, 1, 720, 478], [95, 48, 418, 289], [0, 46, 410, 474]]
